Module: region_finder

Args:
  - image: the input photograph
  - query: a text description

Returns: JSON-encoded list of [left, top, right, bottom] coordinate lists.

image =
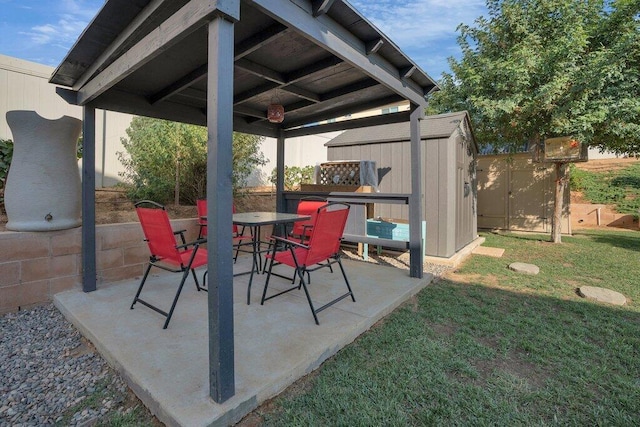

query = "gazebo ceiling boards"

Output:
[[50, 0, 437, 137]]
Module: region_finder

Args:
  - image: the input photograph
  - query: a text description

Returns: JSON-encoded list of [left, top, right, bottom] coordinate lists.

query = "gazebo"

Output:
[[50, 0, 438, 402]]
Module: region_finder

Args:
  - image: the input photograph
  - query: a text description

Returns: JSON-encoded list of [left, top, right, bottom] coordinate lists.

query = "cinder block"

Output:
[[50, 275, 82, 295], [0, 281, 49, 312], [20, 258, 51, 282], [99, 223, 145, 250], [50, 254, 79, 277], [0, 262, 20, 287], [97, 248, 124, 270], [98, 264, 144, 284], [123, 246, 150, 265], [0, 233, 50, 262], [51, 229, 82, 256]]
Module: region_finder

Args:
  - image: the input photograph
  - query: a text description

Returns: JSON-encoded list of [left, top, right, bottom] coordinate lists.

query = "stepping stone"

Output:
[[578, 286, 627, 306], [508, 262, 540, 275], [472, 246, 505, 258]]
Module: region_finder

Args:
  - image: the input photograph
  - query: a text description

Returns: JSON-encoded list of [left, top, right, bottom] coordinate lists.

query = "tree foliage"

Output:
[[269, 165, 316, 190], [429, 0, 640, 154], [117, 117, 266, 204]]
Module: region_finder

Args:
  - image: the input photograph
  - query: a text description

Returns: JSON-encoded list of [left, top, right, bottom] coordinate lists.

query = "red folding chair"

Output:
[[131, 200, 207, 329], [197, 199, 252, 262], [289, 197, 326, 243], [196, 199, 208, 239], [261, 202, 355, 324]]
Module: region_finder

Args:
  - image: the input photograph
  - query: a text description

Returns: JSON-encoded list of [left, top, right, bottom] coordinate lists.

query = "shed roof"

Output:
[[325, 111, 475, 147], [49, 0, 438, 137]]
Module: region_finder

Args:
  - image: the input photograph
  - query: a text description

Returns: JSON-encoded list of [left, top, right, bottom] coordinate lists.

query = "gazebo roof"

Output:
[[50, 0, 438, 137]]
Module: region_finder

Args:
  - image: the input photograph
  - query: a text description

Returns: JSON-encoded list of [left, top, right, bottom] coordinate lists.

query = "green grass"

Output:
[[571, 163, 640, 216], [257, 230, 640, 426]]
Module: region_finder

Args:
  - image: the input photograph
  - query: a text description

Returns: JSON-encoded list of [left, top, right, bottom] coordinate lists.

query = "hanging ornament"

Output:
[[267, 90, 284, 123]]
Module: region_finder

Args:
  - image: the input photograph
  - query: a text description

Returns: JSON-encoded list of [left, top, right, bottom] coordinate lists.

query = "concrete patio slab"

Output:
[[54, 255, 433, 427]]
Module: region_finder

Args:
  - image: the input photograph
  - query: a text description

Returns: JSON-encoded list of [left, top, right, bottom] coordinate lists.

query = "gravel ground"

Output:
[[0, 305, 138, 427], [0, 250, 450, 427]]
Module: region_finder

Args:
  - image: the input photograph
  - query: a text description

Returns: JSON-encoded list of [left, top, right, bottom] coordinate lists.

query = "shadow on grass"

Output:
[[264, 277, 640, 426], [576, 231, 640, 252]]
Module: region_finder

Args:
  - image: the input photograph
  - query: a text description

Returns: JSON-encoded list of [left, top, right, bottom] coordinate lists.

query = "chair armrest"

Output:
[[176, 238, 207, 250], [270, 235, 309, 250], [173, 229, 187, 244]]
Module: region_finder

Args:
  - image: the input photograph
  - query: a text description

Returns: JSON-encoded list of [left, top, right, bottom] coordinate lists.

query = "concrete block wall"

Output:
[[0, 218, 198, 313]]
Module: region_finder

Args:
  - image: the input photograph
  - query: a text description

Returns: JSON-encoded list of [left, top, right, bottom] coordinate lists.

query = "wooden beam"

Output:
[[206, 15, 236, 404], [233, 56, 341, 105], [235, 58, 286, 84], [234, 104, 267, 119], [81, 106, 96, 293], [365, 38, 383, 55], [401, 65, 417, 79], [320, 78, 379, 101], [78, 0, 239, 105], [312, 0, 336, 17], [284, 110, 411, 138], [149, 64, 208, 105], [91, 88, 208, 126], [281, 85, 321, 102], [251, 0, 427, 105], [234, 23, 289, 59], [72, 0, 166, 91], [233, 81, 279, 104], [283, 94, 404, 128], [284, 55, 343, 83]]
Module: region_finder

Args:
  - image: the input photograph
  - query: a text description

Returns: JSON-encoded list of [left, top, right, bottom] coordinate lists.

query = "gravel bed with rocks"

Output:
[[0, 305, 134, 427]]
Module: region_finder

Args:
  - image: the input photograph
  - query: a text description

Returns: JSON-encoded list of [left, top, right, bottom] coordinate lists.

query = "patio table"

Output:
[[232, 212, 310, 304]]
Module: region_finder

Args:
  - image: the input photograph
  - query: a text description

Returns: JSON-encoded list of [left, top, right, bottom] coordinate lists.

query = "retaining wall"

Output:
[[0, 219, 198, 313]]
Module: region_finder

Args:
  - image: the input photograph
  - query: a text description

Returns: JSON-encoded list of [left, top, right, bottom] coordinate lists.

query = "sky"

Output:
[[0, 0, 487, 81]]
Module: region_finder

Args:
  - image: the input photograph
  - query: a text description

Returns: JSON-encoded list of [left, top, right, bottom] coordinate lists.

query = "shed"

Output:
[[326, 111, 478, 258]]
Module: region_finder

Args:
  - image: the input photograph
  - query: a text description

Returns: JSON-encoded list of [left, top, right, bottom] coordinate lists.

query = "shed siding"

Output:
[[326, 112, 479, 258]]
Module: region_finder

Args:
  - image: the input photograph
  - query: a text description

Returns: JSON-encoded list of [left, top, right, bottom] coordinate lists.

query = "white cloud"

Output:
[[351, 0, 484, 47], [26, 1, 101, 47], [349, 0, 486, 78]]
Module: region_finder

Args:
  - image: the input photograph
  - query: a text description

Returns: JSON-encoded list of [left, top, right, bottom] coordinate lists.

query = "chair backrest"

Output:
[[197, 199, 239, 234], [196, 199, 207, 218], [135, 202, 183, 265], [304, 202, 350, 266], [292, 198, 326, 238]]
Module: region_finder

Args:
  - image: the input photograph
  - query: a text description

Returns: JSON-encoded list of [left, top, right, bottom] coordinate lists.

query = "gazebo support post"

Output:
[[409, 103, 424, 278], [206, 14, 237, 404], [82, 105, 97, 292], [275, 130, 286, 212]]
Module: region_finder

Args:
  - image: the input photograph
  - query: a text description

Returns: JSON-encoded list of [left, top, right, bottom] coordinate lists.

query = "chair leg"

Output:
[[131, 263, 153, 309], [336, 258, 356, 302], [298, 270, 320, 325], [163, 268, 192, 329], [261, 250, 277, 305], [192, 268, 206, 292]]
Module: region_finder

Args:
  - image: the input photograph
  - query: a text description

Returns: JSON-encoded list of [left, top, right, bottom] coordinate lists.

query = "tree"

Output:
[[429, 0, 640, 242], [118, 117, 266, 204], [269, 165, 316, 190]]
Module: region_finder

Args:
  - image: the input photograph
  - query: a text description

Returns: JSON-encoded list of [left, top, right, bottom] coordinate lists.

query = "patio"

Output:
[[53, 253, 433, 426]]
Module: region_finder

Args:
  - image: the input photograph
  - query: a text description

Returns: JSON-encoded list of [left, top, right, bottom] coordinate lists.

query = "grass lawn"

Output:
[[253, 229, 640, 426]]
